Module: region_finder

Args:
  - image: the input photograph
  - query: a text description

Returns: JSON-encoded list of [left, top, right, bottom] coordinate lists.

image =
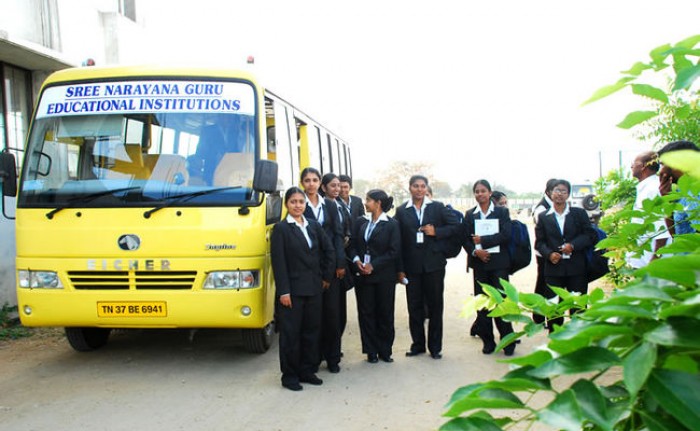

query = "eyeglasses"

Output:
[[552, 188, 569, 195]]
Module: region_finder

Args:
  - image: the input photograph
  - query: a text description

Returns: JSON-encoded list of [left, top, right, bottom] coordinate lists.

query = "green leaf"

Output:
[[620, 61, 652, 76], [503, 350, 552, 367], [663, 354, 699, 374], [439, 417, 504, 431], [640, 254, 700, 286], [675, 34, 700, 49], [616, 110, 658, 129], [640, 410, 688, 431], [443, 388, 524, 417], [482, 284, 504, 304], [623, 342, 657, 397], [631, 84, 669, 103], [549, 318, 633, 342], [571, 379, 614, 431], [581, 77, 635, 105], [537, 390, 583, 431], [500, 279, 519, 302], [649, 43, 673, 67], [674, 64, 700, 90], [660, 150, 700, 178], [528, 347, 620, 378], [502, 366, 552, 390], [644, 317, 700, 348], [647, 369, 700, 431], [584, 304, 656, 320], [615, 284, 674, 301]]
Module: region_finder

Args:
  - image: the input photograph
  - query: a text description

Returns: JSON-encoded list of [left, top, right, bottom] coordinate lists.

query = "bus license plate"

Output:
[[97, 302, 167, 317]]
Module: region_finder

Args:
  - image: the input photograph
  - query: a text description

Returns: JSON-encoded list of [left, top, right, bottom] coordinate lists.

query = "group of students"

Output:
[[270, 170, 600, 391]]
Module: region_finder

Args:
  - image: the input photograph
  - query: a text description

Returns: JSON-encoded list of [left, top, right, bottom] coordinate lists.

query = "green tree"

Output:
[[441, 35, 700, 431]]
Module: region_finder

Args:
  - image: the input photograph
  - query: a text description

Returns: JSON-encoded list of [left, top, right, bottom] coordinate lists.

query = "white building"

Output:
[[0, 0, 147, 306]]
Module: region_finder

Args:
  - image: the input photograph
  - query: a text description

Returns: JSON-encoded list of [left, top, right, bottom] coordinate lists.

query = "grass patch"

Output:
[[0, 304, 32, 341]]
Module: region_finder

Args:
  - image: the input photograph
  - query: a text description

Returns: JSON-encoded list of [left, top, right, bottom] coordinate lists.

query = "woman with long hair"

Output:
[[300, 168, 345, 373], [348, 189, 401, 363]]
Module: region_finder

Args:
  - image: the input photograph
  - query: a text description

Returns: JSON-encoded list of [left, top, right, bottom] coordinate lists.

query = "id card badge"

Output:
[[562, 253, 571, 260], [363, 254, 371, 265], [416, 232, 424, 244]]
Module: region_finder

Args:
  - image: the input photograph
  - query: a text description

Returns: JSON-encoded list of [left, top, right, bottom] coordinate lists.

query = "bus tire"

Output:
[[242, 322, 274, 353], [65, 327, 111, 352]]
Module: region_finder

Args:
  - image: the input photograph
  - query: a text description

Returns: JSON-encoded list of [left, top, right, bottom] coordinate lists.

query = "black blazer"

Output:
[[271, 218, 334, 297], [535, 206, 597, 277], [394, 200, 460, 274], [463, 205, 512, 272], [304, 197, 345, 270], [348, 215, 401, 284]]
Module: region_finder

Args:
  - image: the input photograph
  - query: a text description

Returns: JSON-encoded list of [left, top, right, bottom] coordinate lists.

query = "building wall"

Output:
[[0, 0, 144, 307]]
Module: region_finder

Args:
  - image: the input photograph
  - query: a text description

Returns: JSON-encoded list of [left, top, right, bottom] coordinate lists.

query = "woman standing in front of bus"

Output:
[[271, 187, 335, 392], [301, 168, 346, 373], [463, 179, 515, 356], [348, 189, 400, 363]]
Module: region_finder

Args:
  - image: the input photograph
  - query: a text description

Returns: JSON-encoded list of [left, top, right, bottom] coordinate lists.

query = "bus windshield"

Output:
[[19, 81, 259, 208]]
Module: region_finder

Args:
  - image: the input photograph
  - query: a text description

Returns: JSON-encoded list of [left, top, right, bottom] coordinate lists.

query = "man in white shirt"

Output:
[[627, 150, 671, 268]]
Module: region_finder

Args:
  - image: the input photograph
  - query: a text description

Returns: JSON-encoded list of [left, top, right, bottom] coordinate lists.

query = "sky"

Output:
[[137, 0, 700, 193]]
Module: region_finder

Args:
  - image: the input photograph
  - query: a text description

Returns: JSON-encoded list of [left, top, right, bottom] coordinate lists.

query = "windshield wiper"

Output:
[[142, 186, 244, 219], [46, 186, 142, 219]]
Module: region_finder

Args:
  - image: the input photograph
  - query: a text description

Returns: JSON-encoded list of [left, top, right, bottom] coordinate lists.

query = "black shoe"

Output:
[[482, 340, 496, 355], [405, 349, 425, 357], [430, 352, 442, 359], [367, 353, 379, 363], [282, 382, 303, 391], [379, 355, 394, 363], [504, 343, 516, 356], [300, 374, 323, 385], [469, 321, 478, 337], [328, 363, 340, 373]]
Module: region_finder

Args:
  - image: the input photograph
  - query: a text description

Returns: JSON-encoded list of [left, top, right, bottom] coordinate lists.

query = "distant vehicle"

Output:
[[570, 183, 602, 224]]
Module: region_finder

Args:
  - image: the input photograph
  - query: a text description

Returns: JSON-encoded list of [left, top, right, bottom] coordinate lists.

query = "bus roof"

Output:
[[42, 65, 260, 87]]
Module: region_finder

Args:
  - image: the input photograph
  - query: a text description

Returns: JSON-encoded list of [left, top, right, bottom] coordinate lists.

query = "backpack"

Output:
[[508, 220, 532, 274], [442, 204, 464, 259], [585, 225, 609, 282]]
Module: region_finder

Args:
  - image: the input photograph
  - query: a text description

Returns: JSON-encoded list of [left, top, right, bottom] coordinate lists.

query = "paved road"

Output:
[[0, 252, 551, 431]]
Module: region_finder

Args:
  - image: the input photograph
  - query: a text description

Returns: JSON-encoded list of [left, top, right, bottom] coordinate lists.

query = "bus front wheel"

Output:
[[65, 327, 111, 352], [242, 322, 274, 353]]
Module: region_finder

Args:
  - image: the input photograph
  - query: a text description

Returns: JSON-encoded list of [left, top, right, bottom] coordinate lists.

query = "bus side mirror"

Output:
[[0, 151, 18, 197], [253, 159, 278, 194]]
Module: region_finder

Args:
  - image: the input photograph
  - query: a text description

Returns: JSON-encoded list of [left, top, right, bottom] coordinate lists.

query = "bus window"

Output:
[[272, 99, 293, 191]]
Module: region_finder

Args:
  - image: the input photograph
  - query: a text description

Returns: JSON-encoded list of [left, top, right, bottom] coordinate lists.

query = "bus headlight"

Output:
[[203, 270, 258, 289], [18, 270, 64, 289]]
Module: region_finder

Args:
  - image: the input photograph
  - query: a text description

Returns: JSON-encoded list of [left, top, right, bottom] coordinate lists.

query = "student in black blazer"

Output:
[[301, 168, 345, 373], [271, 187, 335, 391], [395, 175, 460, 359], [535, 179, 597, 329], [463, 179, 515, 355], [339, 174, 366, 227], [348, 189, 401, 363], [532, 178, 558, 329]]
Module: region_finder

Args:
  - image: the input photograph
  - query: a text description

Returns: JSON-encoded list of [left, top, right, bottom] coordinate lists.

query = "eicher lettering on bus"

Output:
[[36, 80, 255, 119]]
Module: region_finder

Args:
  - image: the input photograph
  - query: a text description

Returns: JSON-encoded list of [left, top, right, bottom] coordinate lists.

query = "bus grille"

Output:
[[68, 271, 197, 290]]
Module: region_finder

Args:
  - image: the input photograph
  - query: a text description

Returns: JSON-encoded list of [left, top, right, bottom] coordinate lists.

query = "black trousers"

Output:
[[532, 256, 552, 325], [355, 278, 396, 358], [473, 267, 513, 344], [320, 277, 342, 367], [278, 293, 322, 385], [405, 269, 445, 354]]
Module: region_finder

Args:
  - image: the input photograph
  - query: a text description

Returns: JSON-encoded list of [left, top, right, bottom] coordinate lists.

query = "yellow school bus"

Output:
[[0, 66, 351, 352]]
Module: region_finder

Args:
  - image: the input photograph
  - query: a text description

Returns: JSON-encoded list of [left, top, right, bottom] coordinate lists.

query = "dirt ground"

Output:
[[0, 239, 577, 431]]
